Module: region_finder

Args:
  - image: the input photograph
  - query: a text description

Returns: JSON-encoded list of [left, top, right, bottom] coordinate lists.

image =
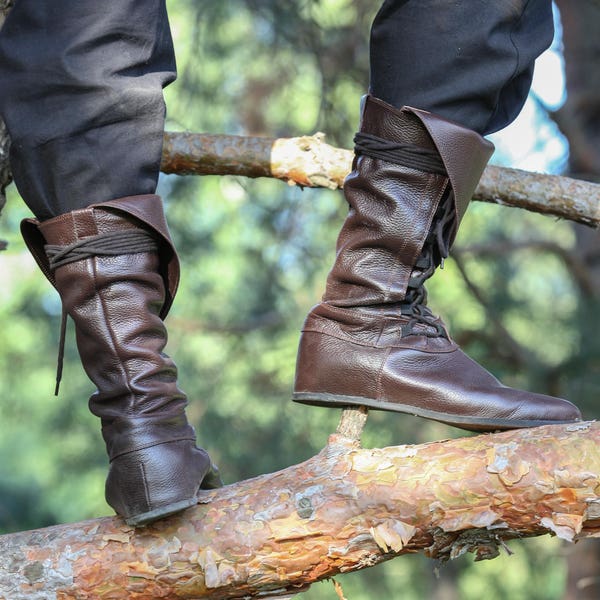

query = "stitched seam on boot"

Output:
[[64, 215, 134, 397], [376, 346, 393, 401], [110, 436, 196, 461], [375, 310, 385, 346], [92, 255, 139, 407], [139, 461, 152, 512]]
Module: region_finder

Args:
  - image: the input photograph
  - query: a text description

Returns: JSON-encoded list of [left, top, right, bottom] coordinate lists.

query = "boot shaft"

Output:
[[324, 96, 494, 307], [21, 194, 180, 319], [21, 196, 222, 525], [22, 197, 190, 455]]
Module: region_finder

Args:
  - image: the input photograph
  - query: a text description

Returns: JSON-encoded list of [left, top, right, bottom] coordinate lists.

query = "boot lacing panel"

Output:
[[354, 130, 455, 339], [400, 192, 456, 338]]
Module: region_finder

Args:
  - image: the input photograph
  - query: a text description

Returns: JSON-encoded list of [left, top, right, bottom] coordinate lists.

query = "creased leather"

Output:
[[294, 96, 581, 431], [26, 198, 220, 524], [22, 194, 178, 319]]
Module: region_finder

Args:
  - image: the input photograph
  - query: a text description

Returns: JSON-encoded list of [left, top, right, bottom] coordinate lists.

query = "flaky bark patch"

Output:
[[1, 421, 599, 599]]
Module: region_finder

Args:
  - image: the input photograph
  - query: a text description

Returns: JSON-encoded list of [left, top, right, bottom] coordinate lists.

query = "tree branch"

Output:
[[161, 132, 600, 228], [2, 421, 599, 599], [1, 128, 598, 233], [335, 406, 369, 442]]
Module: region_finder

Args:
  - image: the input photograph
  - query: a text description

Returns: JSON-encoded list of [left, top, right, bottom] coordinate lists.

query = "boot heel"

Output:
[[106, 440, 215, 527], [125, 496, 199, 527]]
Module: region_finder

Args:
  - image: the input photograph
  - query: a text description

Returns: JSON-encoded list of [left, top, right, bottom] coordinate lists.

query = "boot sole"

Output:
[[125, 496, 199, 527], [292, 392, 580, 433]]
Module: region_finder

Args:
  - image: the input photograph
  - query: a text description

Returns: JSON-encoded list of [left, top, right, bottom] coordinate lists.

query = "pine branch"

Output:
[[1, 420, 599, 599]]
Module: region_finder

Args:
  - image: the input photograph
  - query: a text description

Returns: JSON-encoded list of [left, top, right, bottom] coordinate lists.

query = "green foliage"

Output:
[[0, 2, 598, 599]]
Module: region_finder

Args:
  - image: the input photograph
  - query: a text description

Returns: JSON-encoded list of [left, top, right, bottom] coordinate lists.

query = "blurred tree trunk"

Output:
[[553, 2, 600, 599]]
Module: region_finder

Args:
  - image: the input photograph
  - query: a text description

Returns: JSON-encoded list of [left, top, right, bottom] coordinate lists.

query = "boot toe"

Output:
[[508, 392, 582, 426]]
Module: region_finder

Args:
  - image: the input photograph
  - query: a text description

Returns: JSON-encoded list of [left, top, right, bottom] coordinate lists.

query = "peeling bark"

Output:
[[1, 421, 599, 600], [161, 132, 600, 228]]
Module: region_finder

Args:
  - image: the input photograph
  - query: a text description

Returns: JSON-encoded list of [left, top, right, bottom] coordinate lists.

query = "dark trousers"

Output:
[[369, 0, 554, 134], [0, 1, 553, 221], [0, 0, 176, 220]]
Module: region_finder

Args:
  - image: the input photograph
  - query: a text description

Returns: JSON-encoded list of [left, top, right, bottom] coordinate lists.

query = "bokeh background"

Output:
[[0, 1, 599, 598]]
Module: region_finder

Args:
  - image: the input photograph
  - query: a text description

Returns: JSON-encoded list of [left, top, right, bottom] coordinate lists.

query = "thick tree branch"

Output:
[[161, 132, 600, 228], [1, 421, 599, 600]]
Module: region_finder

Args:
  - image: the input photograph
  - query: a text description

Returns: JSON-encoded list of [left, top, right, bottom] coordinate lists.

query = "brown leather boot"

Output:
[[22, 195, 221, 526], [294, 95, 581, 432]]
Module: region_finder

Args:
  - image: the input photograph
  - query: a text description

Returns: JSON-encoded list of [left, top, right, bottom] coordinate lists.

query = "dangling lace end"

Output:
[[55, 305, 68, 396]]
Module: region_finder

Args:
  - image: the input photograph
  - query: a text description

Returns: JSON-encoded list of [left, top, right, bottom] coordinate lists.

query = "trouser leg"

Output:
[[0, 0, 175, 220], [369, 0, 554, 134]]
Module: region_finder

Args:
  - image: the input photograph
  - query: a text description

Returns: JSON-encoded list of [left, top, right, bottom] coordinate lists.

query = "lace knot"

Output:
[[401, 189, 456, 339]]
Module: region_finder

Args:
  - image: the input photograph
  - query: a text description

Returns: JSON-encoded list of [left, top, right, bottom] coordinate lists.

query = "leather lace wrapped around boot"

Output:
[[22, 195, 222, 526], [293, 95, 582, 432]]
